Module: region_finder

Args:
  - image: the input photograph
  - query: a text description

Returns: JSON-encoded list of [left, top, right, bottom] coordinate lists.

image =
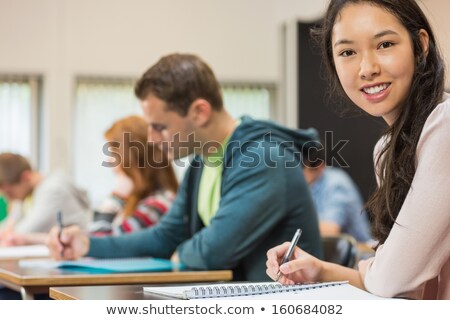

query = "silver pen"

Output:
[[56, 210, 65, 256], [276, 228, 302, 281]]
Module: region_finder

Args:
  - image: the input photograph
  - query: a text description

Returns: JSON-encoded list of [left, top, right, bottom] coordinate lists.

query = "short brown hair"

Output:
[[134, 53, 223, 116], [0, 153, 32, 186]]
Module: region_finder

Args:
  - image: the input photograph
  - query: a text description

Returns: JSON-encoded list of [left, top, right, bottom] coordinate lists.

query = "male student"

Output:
[[303, 148, 371, 242], [0, 153, 90, 243], [47, 53, 322, 281]]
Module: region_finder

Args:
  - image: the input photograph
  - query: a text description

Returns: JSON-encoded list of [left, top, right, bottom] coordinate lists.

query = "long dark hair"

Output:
[[312, 0, 445, 244]]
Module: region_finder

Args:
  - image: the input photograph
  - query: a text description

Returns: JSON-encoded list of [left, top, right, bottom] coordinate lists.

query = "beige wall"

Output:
[[0, 0, 328, 172], [420, 0, 450, 88]]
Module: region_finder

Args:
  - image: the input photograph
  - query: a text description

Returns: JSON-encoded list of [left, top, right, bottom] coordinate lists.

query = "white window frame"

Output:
[[0, 75, 41, 167], [220, 81, 278, 121]]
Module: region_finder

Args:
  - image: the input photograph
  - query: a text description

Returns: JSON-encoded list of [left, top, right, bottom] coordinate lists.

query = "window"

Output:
[[73, 78, 140, 206], [73, 78, 276, 206], [0, 76, 41, 165], [221, 82, 276, 120]]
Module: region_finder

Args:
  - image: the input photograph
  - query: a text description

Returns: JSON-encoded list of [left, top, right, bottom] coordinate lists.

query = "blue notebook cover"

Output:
[[57, 257, 186, 273]]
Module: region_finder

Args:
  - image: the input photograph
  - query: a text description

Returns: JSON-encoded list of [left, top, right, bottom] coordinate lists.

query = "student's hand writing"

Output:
[[266, 242, 324, 285], [0, 232, 28, 246], [0, 225, 14, 246], [0, 229, 9, 246], [46, 225, 89, 260], [170, 251, 180, 263]]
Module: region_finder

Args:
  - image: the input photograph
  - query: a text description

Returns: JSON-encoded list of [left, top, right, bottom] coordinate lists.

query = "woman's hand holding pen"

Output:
[[46, 225, 89, 260], [266, 242, 324, 285]]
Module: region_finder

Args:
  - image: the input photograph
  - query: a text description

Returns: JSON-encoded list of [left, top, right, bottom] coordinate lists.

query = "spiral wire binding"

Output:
[[186, 282, 344, 299]]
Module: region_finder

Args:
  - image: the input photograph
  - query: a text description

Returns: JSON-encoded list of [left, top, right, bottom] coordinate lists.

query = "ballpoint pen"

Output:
[[276, 228, 302, 281], [56, 210, 65, 255]]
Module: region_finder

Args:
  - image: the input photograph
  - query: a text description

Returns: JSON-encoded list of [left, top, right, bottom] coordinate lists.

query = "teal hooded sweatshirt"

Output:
[[89, 116, 323, 281]]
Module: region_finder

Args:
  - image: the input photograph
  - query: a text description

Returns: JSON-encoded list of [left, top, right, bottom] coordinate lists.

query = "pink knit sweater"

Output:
[[360, 93, 450, 299]]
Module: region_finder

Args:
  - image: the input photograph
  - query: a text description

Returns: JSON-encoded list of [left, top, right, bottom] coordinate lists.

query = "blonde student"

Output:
[[267, 0, 449, 299]]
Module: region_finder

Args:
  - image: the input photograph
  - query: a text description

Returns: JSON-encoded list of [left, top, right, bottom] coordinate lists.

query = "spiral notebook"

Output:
[[144, 281, 386, 300]]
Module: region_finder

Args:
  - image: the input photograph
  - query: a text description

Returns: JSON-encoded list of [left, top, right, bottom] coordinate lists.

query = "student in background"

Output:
[[89, 115, 178, 236], [47, 53, 323, 281], [303, 148, 371, 242], [267, 0, 449, 299], [0, 153, 90, 245]]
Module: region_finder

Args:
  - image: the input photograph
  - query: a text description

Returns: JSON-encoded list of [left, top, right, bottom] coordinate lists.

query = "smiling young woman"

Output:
[[331, 4, 424, 125], [266, 0, 449, 299]]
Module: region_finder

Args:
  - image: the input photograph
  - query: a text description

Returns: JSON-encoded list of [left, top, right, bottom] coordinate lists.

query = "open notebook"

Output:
[[19, 257, 185, 273], [144, 281, 388, 300], [0, 245, 50, 259]]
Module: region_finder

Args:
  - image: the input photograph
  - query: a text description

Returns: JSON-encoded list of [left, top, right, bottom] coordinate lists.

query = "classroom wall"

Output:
[[420, 0, 450, 88], [0, 0, 449, 173], [0, 0, 328, 172]]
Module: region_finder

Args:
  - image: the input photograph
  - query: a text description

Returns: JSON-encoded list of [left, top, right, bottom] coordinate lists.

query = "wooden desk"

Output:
[[0, 260, 232, 300], [50, 284, 177, 300]]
